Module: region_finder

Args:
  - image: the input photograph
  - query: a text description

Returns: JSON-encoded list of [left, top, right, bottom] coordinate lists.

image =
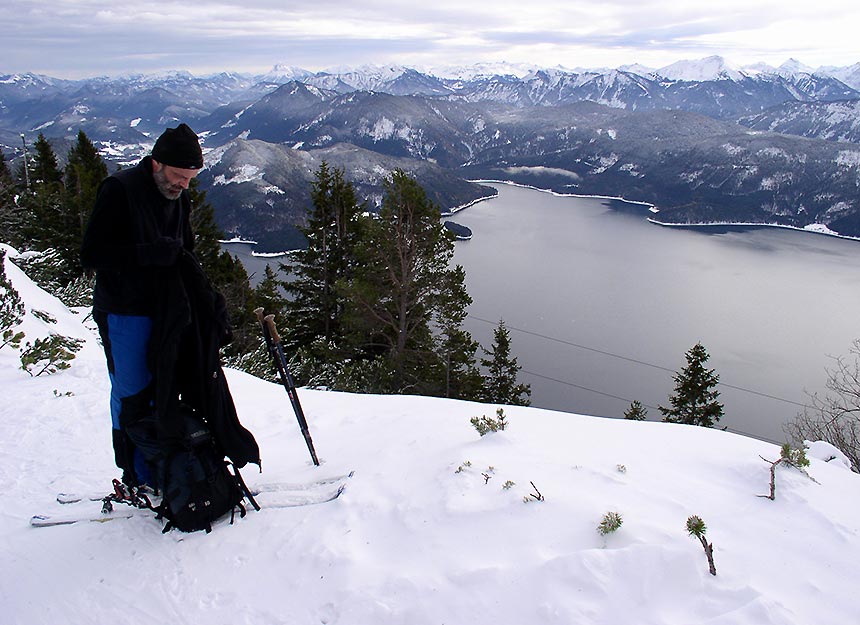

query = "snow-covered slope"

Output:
[[657, 55, 749, 82], [1, 246, 859, 625]]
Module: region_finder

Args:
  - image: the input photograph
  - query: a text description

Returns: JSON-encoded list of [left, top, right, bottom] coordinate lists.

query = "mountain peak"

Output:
[[657, 56, 746, 82], [263, 64, 314, 82], [778, 58, 815, 76]]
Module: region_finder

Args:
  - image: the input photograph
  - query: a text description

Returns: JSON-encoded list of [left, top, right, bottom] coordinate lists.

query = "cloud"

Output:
[[2, 0, 858, 78]]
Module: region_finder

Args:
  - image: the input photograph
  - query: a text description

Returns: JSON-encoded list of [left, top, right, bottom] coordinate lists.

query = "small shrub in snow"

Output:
[[502, 480, 515, 490], [597, 511, 623, 536], [481, 466, 496, 483], [1, 250, 25, 351], [222, 338, 275, 382], [31, 309, 56, 324], [759, 443, 813, 500], [470, 408, 507, 436], [454, 460, 472, 474], [20, 334, 84, 376], [523, 481, 544, 503], [686, 515, 717, 576], [780, 443, 810, 469], [2, 327, 25, 351]]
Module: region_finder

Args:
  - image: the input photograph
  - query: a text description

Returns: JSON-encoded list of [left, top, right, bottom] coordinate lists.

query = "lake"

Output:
[[450, 183, 860, 443], [225, 182, 860, 443]]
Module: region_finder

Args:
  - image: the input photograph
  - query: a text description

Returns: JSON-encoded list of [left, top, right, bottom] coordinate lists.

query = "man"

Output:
[[81, 124, 259, 488]]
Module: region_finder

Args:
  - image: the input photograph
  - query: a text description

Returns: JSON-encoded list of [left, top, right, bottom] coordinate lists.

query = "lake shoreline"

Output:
[[470, 179, 860, 244], [647, 218, 860, 243]]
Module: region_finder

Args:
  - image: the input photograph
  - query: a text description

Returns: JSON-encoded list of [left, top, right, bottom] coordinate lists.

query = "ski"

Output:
[[31, 507, 146, 527], [251, 471, 354, 495], [257, 482, 347, 509], [33, 479, 350, 528], [56, 471, 355, 505]]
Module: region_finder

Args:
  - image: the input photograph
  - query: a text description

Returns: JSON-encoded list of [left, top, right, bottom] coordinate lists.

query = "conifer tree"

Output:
[[433, 264, 483, 400], [659, 342, 723, 427], [19, 134, 65, 252], [480, 319, 531, 406], [63, 131, 108, 267], [254, 265, 287, 320], [283, 162, 364, 357], [624, 400, 648, 421], [343, 169, 475, 394], [0, 148, 25, 247], [211, 250, 256, 353], [188, 179, 256, 356], [189, 179, 226, 271]]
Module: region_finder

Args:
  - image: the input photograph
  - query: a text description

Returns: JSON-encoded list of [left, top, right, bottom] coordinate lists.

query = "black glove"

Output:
[[136, 236, 182, 266]]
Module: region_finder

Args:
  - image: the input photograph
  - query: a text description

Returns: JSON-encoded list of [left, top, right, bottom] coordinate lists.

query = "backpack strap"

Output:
[[232, 463, 261, 512]]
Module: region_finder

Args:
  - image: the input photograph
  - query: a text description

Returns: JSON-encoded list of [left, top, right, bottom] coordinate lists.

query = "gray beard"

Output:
[[153, 167, 182, 200]]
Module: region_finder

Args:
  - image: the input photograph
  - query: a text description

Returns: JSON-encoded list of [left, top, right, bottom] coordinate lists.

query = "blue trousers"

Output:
[[95, 312, 154, 486]]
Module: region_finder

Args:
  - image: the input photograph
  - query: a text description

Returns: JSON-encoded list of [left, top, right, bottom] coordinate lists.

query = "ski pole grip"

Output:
[[264, 314, 281, 343], [254, 307, 265, 323]]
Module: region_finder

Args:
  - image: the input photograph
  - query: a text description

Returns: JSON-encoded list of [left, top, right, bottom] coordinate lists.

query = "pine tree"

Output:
[[343, 169, 476, 394], [212, 251, 256, 354], [58, 131, 108, 275], [188, 179, 256, 356], [283, 162, 364, 357], [659, 342, 724, 427], [624, 400, 648, 421], [19, 134, 65, 252], [254, 265, 287, 320], [188, 178, 225, 271], [0, 148, 26, 247], [480, 319, 531, 406], [434, 264, 483, 400]]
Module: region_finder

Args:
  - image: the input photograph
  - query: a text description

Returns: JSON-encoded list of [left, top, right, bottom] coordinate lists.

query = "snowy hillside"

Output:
[[1, 246, 859, 625], [656, 55, 748, 82]]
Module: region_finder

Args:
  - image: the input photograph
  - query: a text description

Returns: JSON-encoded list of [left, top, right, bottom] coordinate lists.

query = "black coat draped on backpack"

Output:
[[149, 252, 261, 470]]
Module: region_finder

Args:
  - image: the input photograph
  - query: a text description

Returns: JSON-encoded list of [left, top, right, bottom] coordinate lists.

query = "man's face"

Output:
[[152, 160, 200, 200]]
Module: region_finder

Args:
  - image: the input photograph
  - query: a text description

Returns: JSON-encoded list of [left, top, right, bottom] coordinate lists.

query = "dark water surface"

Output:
[[450, 183, 860, 442]]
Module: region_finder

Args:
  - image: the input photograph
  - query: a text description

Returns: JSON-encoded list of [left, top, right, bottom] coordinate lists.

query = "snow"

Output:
[[423, 61, 542, 80], [213, 164, 264, 186], [803, 223, 839, 236], [722, 143, 745, 156], [2, 245, 860, 625], [836, 149, 860, 168], [590, 153, 620, 174], [657, 56, 748, 82]]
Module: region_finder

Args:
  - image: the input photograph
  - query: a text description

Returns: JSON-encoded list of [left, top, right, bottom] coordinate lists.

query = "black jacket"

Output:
[[81, 156, 194, 315]]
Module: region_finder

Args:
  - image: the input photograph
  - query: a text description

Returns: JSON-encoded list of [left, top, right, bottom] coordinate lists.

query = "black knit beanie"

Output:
[[152, 123, 204, 169]]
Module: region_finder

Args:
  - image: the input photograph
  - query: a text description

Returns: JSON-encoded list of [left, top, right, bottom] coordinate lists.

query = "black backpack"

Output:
[[125, 407, 258, 533]]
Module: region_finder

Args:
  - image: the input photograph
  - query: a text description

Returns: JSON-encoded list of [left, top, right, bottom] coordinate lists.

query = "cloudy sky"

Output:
[[3, 0, 859, 79]]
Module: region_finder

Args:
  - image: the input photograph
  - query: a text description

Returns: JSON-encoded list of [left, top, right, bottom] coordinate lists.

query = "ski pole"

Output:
[[255, 308, 320, 466]]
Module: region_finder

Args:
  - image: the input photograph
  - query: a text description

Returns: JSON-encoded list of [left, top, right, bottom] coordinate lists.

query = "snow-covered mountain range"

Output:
[[2, 56, 859, 250]]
